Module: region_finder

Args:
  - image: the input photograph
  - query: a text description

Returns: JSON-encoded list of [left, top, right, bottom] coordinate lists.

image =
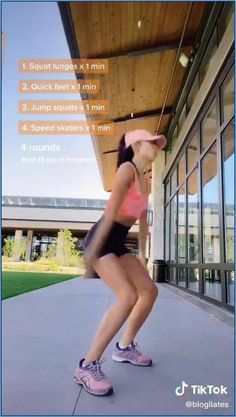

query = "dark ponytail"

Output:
[[116, 134, 134, 170]]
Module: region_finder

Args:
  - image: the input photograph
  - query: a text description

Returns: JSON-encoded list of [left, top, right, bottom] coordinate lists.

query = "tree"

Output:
[[56, 229, 79, 266]]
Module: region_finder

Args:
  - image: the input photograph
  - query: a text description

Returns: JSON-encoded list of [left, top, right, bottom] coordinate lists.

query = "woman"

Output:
[[73, 129, 166, 396]]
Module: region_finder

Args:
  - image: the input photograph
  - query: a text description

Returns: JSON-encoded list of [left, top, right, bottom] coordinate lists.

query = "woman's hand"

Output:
[[84, 248, 98, 277]]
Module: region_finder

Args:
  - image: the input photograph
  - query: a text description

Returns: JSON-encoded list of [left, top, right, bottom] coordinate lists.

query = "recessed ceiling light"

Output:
[[138, 20, 142, 29], [179, 52, 189, 68]]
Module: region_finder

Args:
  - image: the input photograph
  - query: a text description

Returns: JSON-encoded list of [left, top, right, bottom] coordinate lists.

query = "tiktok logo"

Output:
[[175, 381, 189, 396]]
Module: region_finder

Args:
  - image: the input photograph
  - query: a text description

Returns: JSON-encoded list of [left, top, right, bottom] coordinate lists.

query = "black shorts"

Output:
[[83, 216, 132, 258]]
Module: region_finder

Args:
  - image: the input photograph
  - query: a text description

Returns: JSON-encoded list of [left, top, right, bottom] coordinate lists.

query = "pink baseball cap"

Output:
[[125, 129, 167, 150]]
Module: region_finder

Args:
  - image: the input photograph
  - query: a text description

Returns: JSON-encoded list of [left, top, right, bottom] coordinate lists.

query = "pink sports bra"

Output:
[[105, 161, 149, 220]]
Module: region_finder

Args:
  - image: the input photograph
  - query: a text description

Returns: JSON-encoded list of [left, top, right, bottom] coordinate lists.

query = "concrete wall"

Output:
[[2, 206, 139, 233]]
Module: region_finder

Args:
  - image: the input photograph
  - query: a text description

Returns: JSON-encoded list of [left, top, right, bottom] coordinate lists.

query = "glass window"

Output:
[[201, 98, 217, 152], [188, 269, 199, 292], [203, 269, 221, 301], [187, 75, 198, 114], [165, 204, 170, 262], [199, 27, 218, 87], [187, 168, 199, 263], [187, 132, 198, 173], [226, 270, 234, 306], [170, 169, 177, 195], [202, 142, 220, 263], [218, 2, 234, 44], [170, 126, 178, 152], [173, 125, 178, 142], [165, 267, 170, 283], [170, 195, 177, 262], [165, 181, 170, 203], [178, 153, 185, 186], [222, 121, 234, 263], [178, 268, 186, 287], [18, 197, 30, 205], [202, 142, 220, 262], [178, 104, 187, 133], [178, 184, 185, 263], [170, 267, 176, 284], [221, 66, 234, 123], [166, 149, 171, 164], [66, 199, 77, 207]]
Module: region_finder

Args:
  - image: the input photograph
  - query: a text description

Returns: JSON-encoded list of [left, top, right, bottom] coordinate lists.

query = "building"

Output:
[[2, 196, 141, 260], [58, 1, 234, 311]]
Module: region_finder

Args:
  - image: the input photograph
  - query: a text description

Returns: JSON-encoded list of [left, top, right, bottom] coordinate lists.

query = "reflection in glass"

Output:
[[187, 133, 198, 173], [201, 98, 217, 152], [172, 126, 178, 143], [187, 168, 198, 263], [178, 104, 187, 133], [178, 268, 186, 287], [221, 66, 234, 123], [166, 149, 171, 164], [170, 268, 176, 284], [203, 269, 221, 301], [199, 27, 217, 87], [178, 185, 185, 263], [178, 153, 185, 185], [187, 75, 198, 114], [165, 204, 170, 262], [188, 269, 199, 292], [222, 121, 234, 262], [171, 169, 177, 195], [202, 142, 220, 263], [226, 270, 234, 306], [218, 2, 234, 44], [170, 195, 177, 262], [165, 267, 170, 282], [166, 181, 170, 203]]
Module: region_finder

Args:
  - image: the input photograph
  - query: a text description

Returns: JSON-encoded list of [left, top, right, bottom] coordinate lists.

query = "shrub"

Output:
[[3, 239, 14, 257], [12, 238, 27, 261], [46, 244, 57, 258]]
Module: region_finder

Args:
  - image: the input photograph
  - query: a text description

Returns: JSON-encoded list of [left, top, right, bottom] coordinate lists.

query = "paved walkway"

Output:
[[2, 277, 234, 415]]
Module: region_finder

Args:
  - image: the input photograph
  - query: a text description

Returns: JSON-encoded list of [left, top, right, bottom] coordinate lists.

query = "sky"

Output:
[[2, 1, 234, 204], [2, 1, 110, 200]]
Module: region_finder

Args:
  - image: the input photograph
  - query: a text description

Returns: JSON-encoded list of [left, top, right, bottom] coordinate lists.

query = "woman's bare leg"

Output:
[[117, 254, 159, 347], [84, 253, 138, 364]]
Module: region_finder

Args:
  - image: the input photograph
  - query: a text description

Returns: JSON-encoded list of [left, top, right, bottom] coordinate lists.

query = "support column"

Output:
[[13, 230, 23, 261], [25, 230, 33, 262], [148, 151, 165, 279]]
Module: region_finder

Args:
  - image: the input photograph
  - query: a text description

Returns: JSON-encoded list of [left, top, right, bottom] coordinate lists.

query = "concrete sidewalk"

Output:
[[2, 277, 234, 416]]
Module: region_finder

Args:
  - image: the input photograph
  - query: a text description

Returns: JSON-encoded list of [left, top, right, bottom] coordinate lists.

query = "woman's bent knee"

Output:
[[152, 285, 159, 299], [141, 283, 159, 300], [117, 290, 138, 310]]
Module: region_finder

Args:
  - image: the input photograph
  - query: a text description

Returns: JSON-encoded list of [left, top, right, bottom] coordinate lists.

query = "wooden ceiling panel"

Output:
[[83, 46, 191, 123], [66, 1, 207, 189], [70, 2, 205, 58]]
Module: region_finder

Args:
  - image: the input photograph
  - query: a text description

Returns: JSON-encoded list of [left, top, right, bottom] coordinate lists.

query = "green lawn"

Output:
[[1, 271, 79, 300]]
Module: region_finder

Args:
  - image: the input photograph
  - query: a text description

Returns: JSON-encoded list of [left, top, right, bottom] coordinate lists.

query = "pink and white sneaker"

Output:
[[73, 357, 113, 396], [112, 341, 152, 366]]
